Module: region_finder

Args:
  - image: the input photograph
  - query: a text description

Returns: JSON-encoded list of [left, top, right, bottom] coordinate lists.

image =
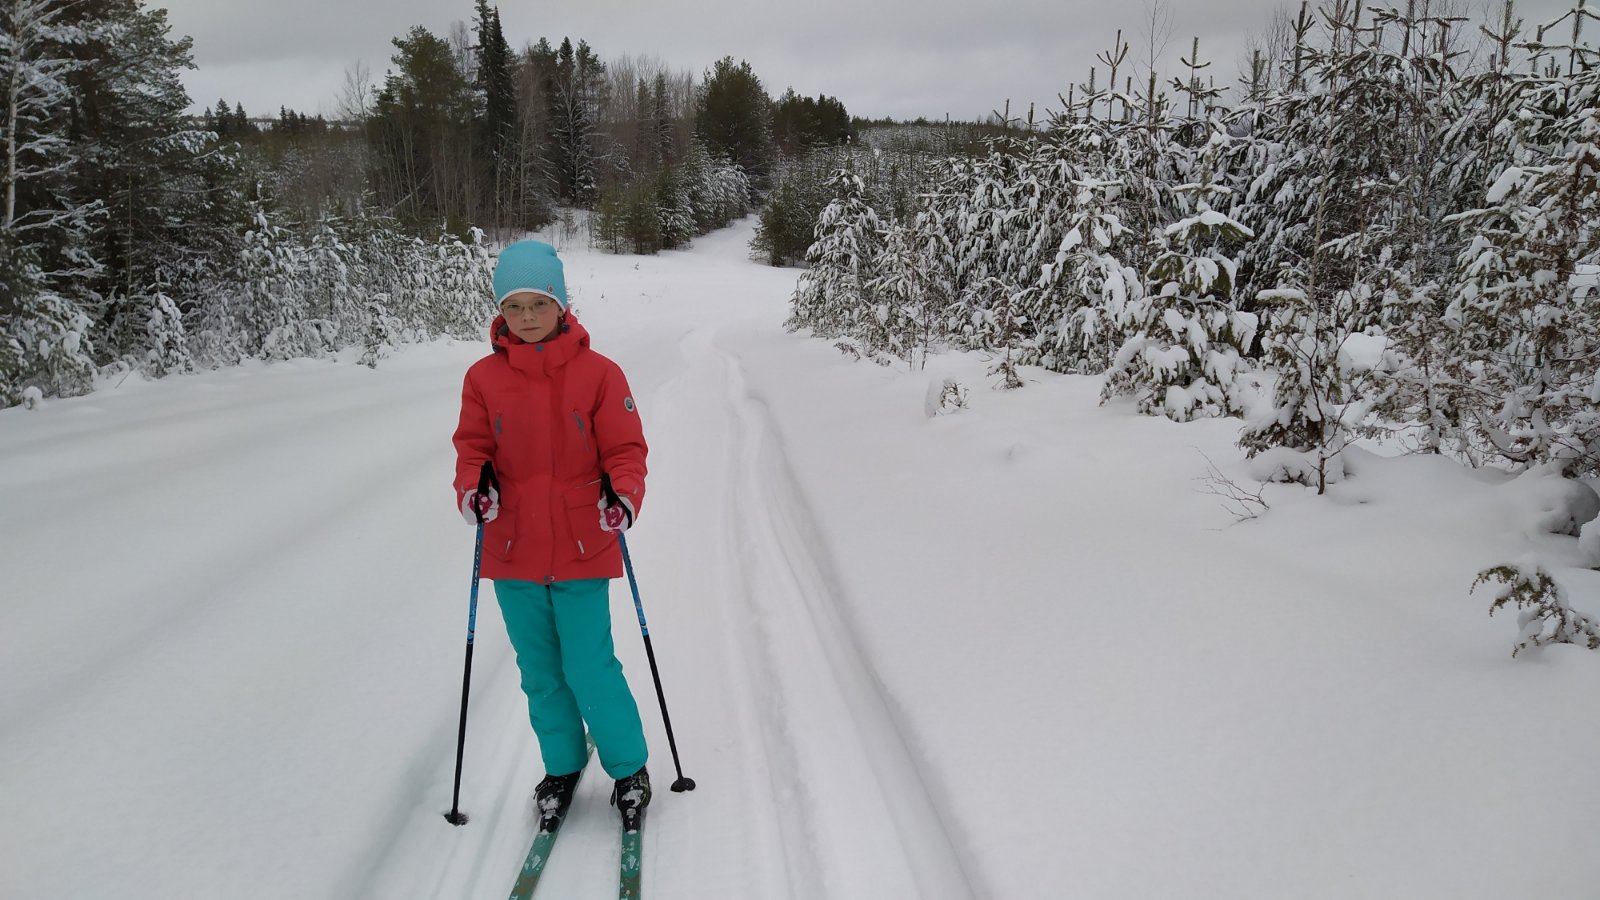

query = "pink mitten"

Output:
[[461, 487, 500, 525], [598, 495, 634, 533]]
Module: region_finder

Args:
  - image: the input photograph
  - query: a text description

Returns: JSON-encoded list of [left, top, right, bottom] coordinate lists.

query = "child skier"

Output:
[[452, 239, 651, 827]]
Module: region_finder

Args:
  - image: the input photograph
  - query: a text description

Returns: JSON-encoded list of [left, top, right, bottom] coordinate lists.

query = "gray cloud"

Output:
[[159, 0, 1580, 121]]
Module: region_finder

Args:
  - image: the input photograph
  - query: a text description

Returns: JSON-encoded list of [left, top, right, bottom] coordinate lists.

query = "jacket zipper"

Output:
[[572, 410, 594, 454]]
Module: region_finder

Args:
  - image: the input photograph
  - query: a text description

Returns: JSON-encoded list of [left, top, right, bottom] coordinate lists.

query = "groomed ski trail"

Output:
[[705, 323, 980, 899]]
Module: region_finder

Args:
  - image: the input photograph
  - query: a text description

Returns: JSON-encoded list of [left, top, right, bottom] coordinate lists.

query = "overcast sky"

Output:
[[156, 0, 1579, 123]]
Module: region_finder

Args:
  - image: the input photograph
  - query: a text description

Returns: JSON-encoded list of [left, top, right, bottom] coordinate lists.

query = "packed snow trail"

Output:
[[716, 331, 978, 897]]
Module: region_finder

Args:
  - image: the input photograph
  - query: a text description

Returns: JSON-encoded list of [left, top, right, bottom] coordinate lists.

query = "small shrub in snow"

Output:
[[1476, 561, 1600, 658], [1195, 451, 1270, 521], [924, 377, 968, 417], [359, 296, 398, 369], [974, 276, 1027, 390]]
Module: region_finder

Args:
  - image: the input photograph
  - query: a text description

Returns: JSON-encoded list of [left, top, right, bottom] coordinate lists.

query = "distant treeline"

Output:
[[0, 0, 882, 407]]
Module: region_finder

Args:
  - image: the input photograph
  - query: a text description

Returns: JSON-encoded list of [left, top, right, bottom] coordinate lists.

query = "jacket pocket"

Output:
[[563, 483, 613, 561], [484, 505, 517, 561]]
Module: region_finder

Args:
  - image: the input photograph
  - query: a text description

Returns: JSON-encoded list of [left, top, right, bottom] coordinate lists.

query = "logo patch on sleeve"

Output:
[[623, 396, 636, 412]]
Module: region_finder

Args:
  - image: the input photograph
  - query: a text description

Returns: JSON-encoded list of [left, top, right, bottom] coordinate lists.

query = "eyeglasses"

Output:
[[502, 296, 559, 318]]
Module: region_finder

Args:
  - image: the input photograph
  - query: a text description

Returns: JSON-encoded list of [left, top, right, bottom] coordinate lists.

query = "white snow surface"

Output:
[[1337, 331, 1389, 374], [3, 217, 1599, 899]]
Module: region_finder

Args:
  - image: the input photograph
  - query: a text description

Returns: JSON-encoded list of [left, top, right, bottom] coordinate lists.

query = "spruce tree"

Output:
[[547, 37, 603, 204], [0, 0, 99, 403], [1448, 40, 1600, 474], [788, 169, 883, 341], [1103, 131, 1258, 422], [650, 73, 675, 167], [473, 1, 515, 229], [25, 0, 204, 371]]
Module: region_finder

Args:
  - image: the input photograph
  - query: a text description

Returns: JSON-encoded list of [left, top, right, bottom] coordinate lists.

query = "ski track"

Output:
[[715, 331, 980, 900], [670, 323, 814, 899], [348, 643, 528, 900]]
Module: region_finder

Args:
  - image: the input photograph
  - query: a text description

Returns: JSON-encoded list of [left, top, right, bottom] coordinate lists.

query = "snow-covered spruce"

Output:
[[1102, 130, 1258, 422]]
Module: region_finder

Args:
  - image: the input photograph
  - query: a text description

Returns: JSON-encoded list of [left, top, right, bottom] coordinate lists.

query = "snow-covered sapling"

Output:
[[1475, 561, 1600, 657]]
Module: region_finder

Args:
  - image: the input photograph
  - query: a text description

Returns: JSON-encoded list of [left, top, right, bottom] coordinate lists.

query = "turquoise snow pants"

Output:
[[493, 578, 648, 780]]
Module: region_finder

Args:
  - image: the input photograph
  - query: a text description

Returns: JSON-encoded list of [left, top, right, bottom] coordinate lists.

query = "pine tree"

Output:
[[64, 1, 209, 342], [695, 57, 774, 189], [867, 223, 936, 366], [1237, 1, 1397, 489], [306, 213, 354, 342], [134, 283, 191, 376], [1042, 167, 1136, 374], [680, 140, 748, 233], [473, 1, 516, 230], [545, 37, 604, 205], [654, 165, 694, 248], [788, 169, 883, 342], [371, 26, 474, 229], [1012, 128, 1135, 373], [753, 171, 810, 265], [1341, 2, 1476, 457], [976, 275, 1027, 389], [1448, 36, 1600, 474], [0, 0, 99, 403], [650, 73, 675, 167], [237, 204, 311, 360], [1105, 130, 1258, 421], [209, 97, 230, 138], [508, 38, 556, 228], [0, 237, 95, 405]]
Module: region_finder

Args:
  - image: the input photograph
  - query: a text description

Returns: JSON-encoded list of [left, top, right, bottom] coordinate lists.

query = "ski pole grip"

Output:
[[599, 472, 622, 507], [472, 462, 500, 525]]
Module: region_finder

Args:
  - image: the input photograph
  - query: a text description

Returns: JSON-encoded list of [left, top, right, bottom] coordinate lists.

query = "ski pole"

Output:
[[446, 462, 498, 825], [602, 475, 696, 793]]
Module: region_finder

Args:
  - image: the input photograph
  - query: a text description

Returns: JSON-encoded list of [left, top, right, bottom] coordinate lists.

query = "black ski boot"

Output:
[[610, 766, 651, 830], [533, 771, 582, 832]]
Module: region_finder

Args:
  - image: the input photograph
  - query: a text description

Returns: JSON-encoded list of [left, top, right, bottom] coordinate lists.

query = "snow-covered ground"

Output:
[[3, 217, 1598, 899]]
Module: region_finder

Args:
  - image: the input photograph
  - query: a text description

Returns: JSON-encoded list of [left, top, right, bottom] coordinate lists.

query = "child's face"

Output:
[[501, 292, 562, 343]]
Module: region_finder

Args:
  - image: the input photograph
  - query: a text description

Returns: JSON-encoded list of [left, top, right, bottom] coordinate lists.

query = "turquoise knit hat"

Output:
[[493, 240, 568, 310]]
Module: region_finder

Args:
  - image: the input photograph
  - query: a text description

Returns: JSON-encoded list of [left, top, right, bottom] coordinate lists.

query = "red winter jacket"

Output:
[[452, 314, 647, 583]]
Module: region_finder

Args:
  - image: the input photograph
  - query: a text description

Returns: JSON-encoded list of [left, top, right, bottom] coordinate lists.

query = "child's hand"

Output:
[[598, 495, 634, 533], [461, 487, 500, 525]]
